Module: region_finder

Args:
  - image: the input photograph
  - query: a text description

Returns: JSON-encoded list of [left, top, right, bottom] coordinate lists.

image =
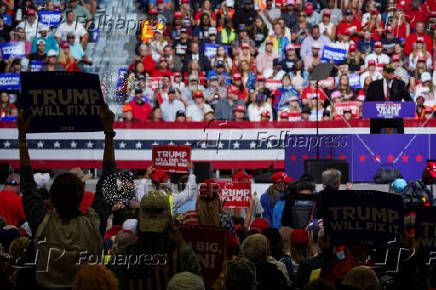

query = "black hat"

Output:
[[216, 60, 225, 67], [135, 88, 143, 94], [302, 106, 311, 114], [273, 58, 281, 66], [176, 110, 185, 118], [168, 87, 176, 94], [323, 111, 331, 117]]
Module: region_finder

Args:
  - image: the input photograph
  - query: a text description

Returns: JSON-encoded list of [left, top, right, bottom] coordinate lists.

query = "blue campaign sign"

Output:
[[204, 43, 228, 59], [0, 73, 21, 90], [38, 10, 62, 27], [320, 190, 404, 247], [19, 72, 105, 133], [363, 102, 416, 119], [321, 45, 347, 64], [349, 72, 360, 88], [30, 60, 44, 72], [0, 42, 26, 59]]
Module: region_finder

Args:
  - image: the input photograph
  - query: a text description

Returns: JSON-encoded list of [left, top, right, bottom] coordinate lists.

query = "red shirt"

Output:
[[404, 33, 433, 56], [150, 69, 174, 78], [0, 190, 26, 226], [404, 4, 429, 30], [392, 23, 407, 39], [79, 191, 95, 214], [129, 100, 152, 122], [301, 87, 327, 100], [337, 20, 362, 43], [128, 56, 156, 73], [363, 21, 385, 41]]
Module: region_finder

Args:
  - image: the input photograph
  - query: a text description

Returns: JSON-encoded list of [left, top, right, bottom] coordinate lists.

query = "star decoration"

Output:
[[53, 141, 60, 148], [200, 142, 207, 149], [327, 155, 333, 159], [3, 141, 10, 148], [70, 141, 77, 148], [340, 155, 346, 160], [135, 142, 142, 149], [119, 142, 126, 149], [218, 142, 224, 149], [416, 155, 423, 162], [359, 155, 366, 162], [185, 141, 191, 146], [152, 141, 159, 146], [401, 155, 409, 162], [249, 141, 257, 149], [290, 155, 297, 161], [233, 141, 240, 149], [374, 154, 381, 162], [168, 141, 175, 145], [302, 155, 309, 160], [266, 141, 273, 148], [387, 155, 394, 162], [86, 141, 94, 148], [37, 141, 44, 148]]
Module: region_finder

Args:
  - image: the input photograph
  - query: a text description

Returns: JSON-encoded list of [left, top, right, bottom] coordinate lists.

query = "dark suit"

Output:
[[366, 78, 412, 134], [182, 53, 211, 73]]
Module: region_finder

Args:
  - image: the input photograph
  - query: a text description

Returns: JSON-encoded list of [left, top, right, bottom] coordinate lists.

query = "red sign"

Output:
[[288, 111, 302, 121], [265, 79, 282, 93], [179, 226, 227, 287], [318, 77, 336, 89], [152, 145, 191, 173], [334, 101, 360, 118]]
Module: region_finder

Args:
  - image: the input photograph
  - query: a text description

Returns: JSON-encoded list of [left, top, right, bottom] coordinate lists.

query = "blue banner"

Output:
[[38, 10, 62, 27], [285, 134, 434, 182], [204, 43, 228, 59], [363, 102, 416, 119], [0, 73, 21, 90], [0, 42, 25, 59], [19, 72, 105, 133], [321, 190, 404, 247], [29, 60, 44, 72], [321, 45, 347, 64]]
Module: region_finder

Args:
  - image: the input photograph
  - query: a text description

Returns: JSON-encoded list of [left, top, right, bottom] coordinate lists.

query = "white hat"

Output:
[[38, 25, 50, 32], [312, 42, 321, 49], [421, 72, 431, 83], [122, 219, 138, 235], [47, 49, 57, 57], [36, 39, 46, 45], [208, 27, 217, 35], [33, 172, 50, 189]]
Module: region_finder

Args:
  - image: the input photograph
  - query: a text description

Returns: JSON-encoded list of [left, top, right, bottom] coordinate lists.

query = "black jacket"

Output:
[[182, 53, 211, 73], [366, 78, 411, 102]]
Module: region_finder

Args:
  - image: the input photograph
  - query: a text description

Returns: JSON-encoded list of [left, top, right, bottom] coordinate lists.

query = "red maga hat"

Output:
[[272, 171, 293, 183]]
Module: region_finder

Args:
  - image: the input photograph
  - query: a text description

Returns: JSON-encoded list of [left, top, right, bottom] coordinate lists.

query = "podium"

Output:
[[363, 101, 416, 134]]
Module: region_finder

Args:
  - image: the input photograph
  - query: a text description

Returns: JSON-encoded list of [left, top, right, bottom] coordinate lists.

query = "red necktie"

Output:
[[386, 82, 390, 101]]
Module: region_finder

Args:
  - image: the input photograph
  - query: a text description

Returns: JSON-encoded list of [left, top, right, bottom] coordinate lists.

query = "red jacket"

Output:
[[404, 4, 429, 30], [150, 69, 174, 78], [0, 190, 26, 226], [129, 55, 156, 73], [129, 100, 152, 122], [404, 33, 433, 56], [79, 191, 95, 214], [337, 20, 362, 43]]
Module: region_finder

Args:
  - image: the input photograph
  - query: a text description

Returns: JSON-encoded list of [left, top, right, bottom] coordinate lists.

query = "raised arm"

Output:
[[18, 111, 47, 235], [91, 104, 116, 235]]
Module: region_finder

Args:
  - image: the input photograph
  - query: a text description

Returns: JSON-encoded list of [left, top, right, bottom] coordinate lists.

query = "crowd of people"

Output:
[[0, 0, 94, 119], [0, 107, 435, 290], [118, 0, 436, 122]]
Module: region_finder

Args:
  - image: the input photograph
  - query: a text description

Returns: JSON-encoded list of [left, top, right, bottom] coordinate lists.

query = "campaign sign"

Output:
[[348, 73, 360, 89], [334, 101, 360, 118], [152, 145, 191, 173], [415, 207, 436, 265], [0, 73, 20, 90], [321, 190, 404, 247], [220, 181, 251, 209], [19, 72, 105, 133], [0, 42, 25, 59], [265, 79, 282, 93], [29, 60, 44, 72], [363, 102, 415, 119], [204, 43, 228, 59], [321, 45, 347, 64], [179, 226, 226, 287], [38, 10, 62, 27]]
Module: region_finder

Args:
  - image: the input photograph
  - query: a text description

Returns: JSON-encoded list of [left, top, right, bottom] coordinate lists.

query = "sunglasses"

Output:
[[299, 14, 306, 17]]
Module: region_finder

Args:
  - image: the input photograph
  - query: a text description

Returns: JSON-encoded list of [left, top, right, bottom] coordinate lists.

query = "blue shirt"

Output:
[[69, 42, 85, 60], [260, 192, 284, 227], [206, 70, 231, 86]]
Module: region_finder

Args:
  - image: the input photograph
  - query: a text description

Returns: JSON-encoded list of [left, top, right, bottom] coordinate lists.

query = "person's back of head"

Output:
[[342, 266, 380, 290], [322, 169, 342, 189], [297, 180, 316, 194], [3, 173, 20, 193], [304, 278, 336, 290], [242, 233, 268, 262], [224, 258, 256, 290], [167, 272, 205, 290], [72, 264, 118, 290], [49, 173, 84, 220]]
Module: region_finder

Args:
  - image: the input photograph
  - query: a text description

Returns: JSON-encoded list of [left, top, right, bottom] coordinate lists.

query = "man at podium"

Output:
[[366, 64, 412, 134]]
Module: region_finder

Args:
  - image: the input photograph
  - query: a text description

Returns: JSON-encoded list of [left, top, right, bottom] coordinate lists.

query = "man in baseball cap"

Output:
[[365, 41, 390, 67], [233, 104, 246, 121]]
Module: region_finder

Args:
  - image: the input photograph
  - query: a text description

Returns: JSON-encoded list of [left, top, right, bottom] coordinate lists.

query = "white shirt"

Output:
[[17, 20, 39, 42], [319, 22, 334, 37], [263, 69, 286, 80], [247, 103, 273, 121], [160, 99, 185, 121], [186, 103, 212, 121], [364, 53, 390, 67], [383, 78, 393, 100], [55, 21, 87, 43], [360, 71, 383, 88]]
